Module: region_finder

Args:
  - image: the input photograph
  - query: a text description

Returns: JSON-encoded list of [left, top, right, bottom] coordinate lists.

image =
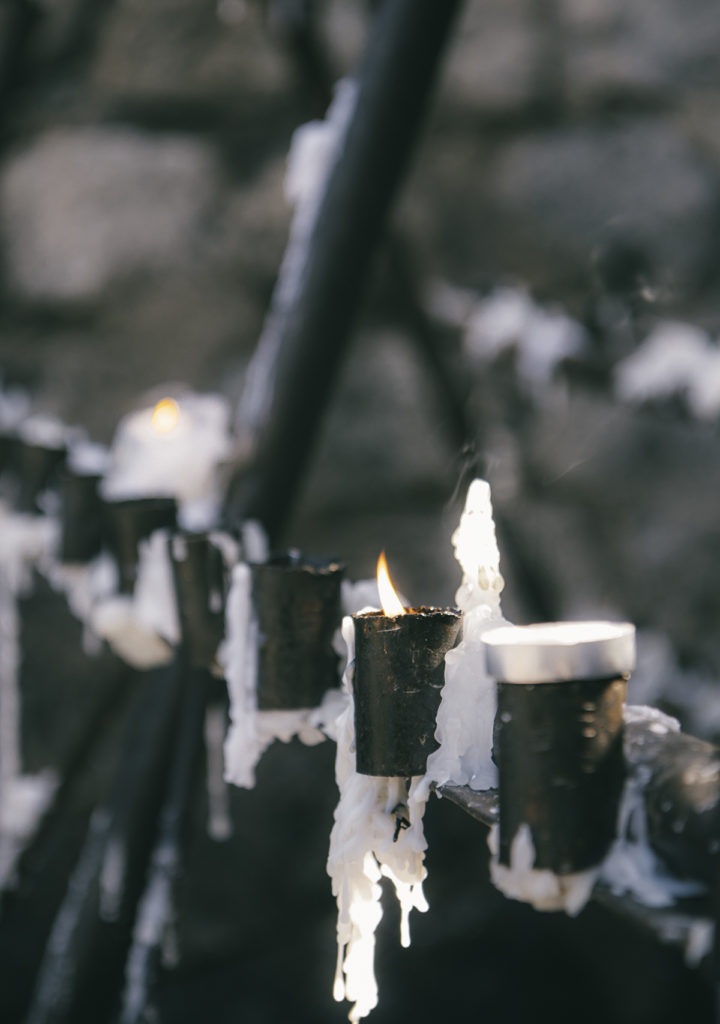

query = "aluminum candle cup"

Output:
[[15, 439, 67, 513], [169, 532, 228, 669], [59, 472, 104, 563], [104, 496, 178, 594], [484, 621, 635, 874], [353, 608, 462, 777], [250, 554, 344, 710]]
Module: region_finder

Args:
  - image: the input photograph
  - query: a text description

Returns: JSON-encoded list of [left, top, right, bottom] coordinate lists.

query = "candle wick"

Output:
[[391, 803, 410, 843]]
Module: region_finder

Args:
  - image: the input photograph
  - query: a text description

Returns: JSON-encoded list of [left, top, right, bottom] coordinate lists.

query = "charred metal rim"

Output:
[[352, 606, 461, 620]]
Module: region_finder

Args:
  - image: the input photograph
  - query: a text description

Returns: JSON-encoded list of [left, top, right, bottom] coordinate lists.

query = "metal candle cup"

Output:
[[485, 621, 635, 874], [104, 496, 178, 594], [15, 438, 67, 513], [352, 607, 461, 777], [169, 532, 228, 669], [250, 554, 344, 710], [59, 471, 104, 563], [0, 431, 19, 478]]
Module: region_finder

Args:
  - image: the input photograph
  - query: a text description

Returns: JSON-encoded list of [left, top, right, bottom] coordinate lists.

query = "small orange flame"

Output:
[[377, 551, 406, 616], [151, 397, 180, 435]]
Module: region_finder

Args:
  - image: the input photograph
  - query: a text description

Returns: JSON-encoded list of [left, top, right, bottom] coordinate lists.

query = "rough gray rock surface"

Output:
[[1, 128, 223, 301]]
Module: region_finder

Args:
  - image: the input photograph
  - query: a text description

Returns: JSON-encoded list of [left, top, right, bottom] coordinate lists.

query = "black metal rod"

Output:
[[24, 661, 184, 1024], [0, 0, 40, 104], [626, 719, 720, 887], [225, 0, 464, 540], [118, 666, 208, 1024], [268, 2, 477, 460]]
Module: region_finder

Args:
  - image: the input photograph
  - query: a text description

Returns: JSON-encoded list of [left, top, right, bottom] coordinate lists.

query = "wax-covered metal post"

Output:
[[250, 553, 344, 709], [485, 621, 635, 874], [104, 496, 177, 594]]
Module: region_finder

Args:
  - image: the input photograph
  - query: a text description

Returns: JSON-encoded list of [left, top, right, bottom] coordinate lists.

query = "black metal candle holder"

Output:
[[250, 553, 344, 710], [15, 438, 67, 513], [104, 496, 178, 595], [352, 607, 461, 777], [485, 621, 635, 875], [59, 471, 104, 564], [0, 430, 19, 478], [168, 532, 229, 670]]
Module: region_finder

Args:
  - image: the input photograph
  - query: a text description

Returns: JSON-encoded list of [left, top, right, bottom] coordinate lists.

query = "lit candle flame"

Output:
[[377, 551, 406, 616], [151, 397, 180, 434]]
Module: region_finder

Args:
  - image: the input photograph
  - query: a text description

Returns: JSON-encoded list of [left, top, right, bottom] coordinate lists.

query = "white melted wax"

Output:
[[329, 479, 507, 1021], [91, 529, 180, 670]]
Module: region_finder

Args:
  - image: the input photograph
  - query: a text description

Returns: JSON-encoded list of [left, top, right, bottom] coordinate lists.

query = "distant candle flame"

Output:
[[151, 397, 180, 434], [377, 551, 406, 616]]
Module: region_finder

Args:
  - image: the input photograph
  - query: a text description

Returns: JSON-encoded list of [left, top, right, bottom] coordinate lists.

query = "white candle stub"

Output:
[[482, 620, 636, 684]]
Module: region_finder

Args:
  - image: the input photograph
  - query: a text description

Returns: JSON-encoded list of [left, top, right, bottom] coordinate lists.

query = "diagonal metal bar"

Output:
[[225, 0, 465, 542]]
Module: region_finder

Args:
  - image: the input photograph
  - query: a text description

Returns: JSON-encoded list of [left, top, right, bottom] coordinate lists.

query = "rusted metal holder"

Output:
[[485, 622, 634, 873], [59, 471, 104, 564], [250, 553, 344, 709], [225, 0, 464, 541], [14, 438, 67, 514], [352, 607, 461, 777], [104, 496, 178, 594], [118, 663, 208, 1024], [168, 532, 229, 670], [24, 660, 185, 1024]]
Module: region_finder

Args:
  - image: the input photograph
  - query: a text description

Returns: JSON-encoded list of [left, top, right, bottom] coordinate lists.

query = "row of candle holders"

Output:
[[0, 424, 640, 884]]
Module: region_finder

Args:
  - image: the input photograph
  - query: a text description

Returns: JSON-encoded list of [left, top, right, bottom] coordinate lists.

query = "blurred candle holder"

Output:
[[484, 620, 635, 875], [59, 471, 104, 564], [169, 531, 231, 670], [250, 552, 344, 709], [15, 436, 67, 514]]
